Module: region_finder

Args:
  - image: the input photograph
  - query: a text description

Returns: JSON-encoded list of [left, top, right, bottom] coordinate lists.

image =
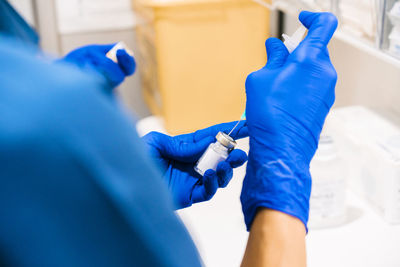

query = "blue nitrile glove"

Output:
[[241, 11, 338, 231], [143, 121, 248, 209], [62, 44, 135, 88]]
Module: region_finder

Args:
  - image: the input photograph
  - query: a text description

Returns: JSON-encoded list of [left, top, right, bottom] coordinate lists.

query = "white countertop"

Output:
[[137, 116, 400, 267], [178, 138, 400, 267]]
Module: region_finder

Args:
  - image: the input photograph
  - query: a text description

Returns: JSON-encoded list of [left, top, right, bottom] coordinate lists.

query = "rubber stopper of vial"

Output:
[[216, 132, 237, 151]]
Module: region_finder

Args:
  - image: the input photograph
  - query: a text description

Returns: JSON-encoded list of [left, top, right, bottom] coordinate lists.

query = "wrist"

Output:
[[241, 209, 307, 267], [241, 145, 311, 231], [252, 208, 306, 238]]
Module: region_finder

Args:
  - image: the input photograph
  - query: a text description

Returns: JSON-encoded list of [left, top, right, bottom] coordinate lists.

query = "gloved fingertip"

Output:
[[233, 123, 249, 140], [226, 149, 248, 168], [216, 161, 233, 188], [230, 121, 249, 140], [116, 49, 131, 58], [298, 11, 314, 27], [264, 37, 289, 69], [299, 11, 338, 29], [116, 49, 136, 76], [265, 37, 284, 49], [203, 170, 218, 198], [298, 11, 338, 48]]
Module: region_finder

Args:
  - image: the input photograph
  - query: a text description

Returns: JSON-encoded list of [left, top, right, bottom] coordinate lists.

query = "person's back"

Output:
[[0, 36, 202, 267]]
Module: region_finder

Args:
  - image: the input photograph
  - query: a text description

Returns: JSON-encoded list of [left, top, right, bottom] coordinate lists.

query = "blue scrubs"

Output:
[[0, 0, 39, 46], [0, 7, 202, 267]]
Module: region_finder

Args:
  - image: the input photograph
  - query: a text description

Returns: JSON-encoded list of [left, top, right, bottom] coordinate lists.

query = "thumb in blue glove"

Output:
[[61, 43, 136, 89], [241, 11, 338, 231], [143, 121, 248, 209]]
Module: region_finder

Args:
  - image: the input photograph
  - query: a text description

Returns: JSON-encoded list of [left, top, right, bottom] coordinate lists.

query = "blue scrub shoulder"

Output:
[[0, 37, 202, 267]]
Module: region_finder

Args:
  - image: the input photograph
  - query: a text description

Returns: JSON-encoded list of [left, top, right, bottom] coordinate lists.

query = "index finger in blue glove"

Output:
[[264, 37, 290, 69], [191, 121, 248, 142], [145, 131, 216, 162], [216, 161, 233, 188], [192, 169, 219, 202], [169, 135, 215, 162], [116, 49, 136, 76], [299, 11, 338, 49]]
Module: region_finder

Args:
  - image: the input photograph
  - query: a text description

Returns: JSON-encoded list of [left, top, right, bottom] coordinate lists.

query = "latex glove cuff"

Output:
[[240, 149, 311, 232]]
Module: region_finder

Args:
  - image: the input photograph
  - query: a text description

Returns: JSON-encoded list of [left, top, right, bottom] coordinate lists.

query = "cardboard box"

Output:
[[133, 0, 269, 134]]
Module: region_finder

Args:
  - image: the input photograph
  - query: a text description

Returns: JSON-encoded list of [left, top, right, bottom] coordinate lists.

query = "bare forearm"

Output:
[[241, 209, 307, 267]]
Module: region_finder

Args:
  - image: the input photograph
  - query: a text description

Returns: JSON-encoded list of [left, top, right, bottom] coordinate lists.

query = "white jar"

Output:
[[194, 132, 236, 176], [309, 135, 347, 229]]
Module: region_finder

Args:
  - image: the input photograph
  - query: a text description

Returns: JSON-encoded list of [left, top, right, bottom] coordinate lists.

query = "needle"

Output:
[[227, 111, 246, 137]]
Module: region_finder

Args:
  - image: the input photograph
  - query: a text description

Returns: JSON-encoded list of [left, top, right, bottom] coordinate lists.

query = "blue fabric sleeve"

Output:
[[0, 36, 202, 267], [0, 1, 39, 47]]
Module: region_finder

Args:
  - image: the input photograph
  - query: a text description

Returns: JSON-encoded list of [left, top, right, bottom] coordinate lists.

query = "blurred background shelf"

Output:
[[276, 3, 400, 116], [334, 29, 400, 69]]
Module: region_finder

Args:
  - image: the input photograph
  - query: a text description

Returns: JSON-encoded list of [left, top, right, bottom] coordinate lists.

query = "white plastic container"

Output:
[[328, 106, 400, 224], [194, 132, 236, 176], [309, 135, 347, 229]]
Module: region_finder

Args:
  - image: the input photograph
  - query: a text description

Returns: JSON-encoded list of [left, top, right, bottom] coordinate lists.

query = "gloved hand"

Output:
[[241, 11, 338, 231], [61, 44, 135, 88], [143, 121, 248, 209]]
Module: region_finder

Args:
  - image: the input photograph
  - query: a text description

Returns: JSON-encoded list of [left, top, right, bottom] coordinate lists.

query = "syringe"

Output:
[[282, 25, 307, 53]]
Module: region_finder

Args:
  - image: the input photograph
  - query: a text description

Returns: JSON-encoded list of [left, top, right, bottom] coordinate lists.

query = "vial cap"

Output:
[[216, 132, 237, 150]]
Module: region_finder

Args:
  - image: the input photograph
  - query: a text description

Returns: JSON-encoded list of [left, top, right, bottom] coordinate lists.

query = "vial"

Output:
[[194, 132, 237, 176], [308, 135, 347, 229]]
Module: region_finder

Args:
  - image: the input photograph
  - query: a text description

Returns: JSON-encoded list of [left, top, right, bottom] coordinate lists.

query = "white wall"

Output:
[[55, 0, 136, 34]]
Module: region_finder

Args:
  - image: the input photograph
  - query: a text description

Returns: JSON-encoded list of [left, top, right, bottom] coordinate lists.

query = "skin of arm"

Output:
[[241, 209, 306, 267]]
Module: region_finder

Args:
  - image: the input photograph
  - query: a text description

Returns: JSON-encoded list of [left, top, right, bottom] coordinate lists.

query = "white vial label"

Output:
[[309, 178, 346, 228], [195, 144, 228, 176]]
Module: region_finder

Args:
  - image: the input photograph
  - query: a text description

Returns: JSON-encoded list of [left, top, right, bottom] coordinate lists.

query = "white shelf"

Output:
[[334, 29, 400, 70], [55, 0, 138, 35], [253, 0, 400, 69]]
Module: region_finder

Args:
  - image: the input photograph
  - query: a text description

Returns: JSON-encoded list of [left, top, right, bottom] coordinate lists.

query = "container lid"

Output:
[[216, 132, 237, 150]]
